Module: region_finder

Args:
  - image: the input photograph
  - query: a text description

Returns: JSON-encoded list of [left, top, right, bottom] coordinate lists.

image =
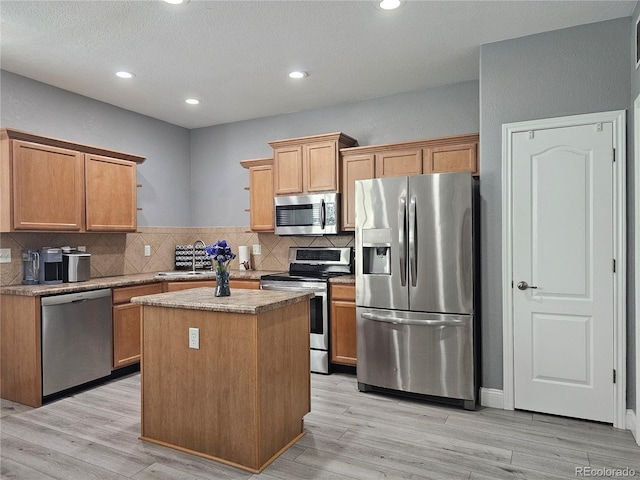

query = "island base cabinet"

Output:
[[140, 301, 310, 473]]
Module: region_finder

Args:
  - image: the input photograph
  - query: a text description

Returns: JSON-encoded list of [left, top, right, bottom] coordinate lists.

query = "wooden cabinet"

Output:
[[375, 148, 422, 178], [10, 140, 85, 231], [269, 132, 357, 195], [423, 142, 478, 175], [0, 128, 144, 233], [339, 133, 479, 231], [0, 294, 42, 407], [165, 281, 217, 292], [165, 278, 260, 292], [112, 283, 163, 369], [341, 153, 374, 230], [330, 283, 357, 366], [241, 158, 274, 232], [86, 154, 138, 232], [229, 278, 260, 290]]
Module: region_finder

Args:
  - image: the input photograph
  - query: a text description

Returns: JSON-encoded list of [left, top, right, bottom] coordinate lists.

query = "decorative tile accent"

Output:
[[0, 228, 354, 286]]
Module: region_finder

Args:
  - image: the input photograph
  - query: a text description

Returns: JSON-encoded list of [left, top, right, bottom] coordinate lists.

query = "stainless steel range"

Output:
[[260, 246, 353, 374]]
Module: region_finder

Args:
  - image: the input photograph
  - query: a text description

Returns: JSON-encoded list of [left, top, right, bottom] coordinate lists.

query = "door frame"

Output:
[[634, 95, 640, 444], [501, 110, 626, 429]]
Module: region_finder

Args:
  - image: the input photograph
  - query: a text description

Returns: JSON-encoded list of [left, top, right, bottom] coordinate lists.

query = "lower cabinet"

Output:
[[112, 283, 163, 369], [330, 283, 357, 366]]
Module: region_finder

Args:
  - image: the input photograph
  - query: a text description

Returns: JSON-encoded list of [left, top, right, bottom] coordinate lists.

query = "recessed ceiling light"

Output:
[[115, 71, 135, 79], [289, 71, 308, 79], [185, 98, 200, 105], [378, 0, 403, 10], [163, 0, 188, 4]]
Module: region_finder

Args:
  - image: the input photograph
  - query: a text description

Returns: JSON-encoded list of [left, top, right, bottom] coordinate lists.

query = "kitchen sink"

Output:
[[156, 271, 213, 277]]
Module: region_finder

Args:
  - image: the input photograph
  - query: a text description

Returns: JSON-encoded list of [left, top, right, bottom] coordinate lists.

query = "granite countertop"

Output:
[[0, 270, 282, 297], [329, 274, 355, 284], [131, 287, 313, 315]]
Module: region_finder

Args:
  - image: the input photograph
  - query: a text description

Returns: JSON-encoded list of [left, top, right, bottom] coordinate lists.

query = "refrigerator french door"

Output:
[[355, 172, 476, 409]]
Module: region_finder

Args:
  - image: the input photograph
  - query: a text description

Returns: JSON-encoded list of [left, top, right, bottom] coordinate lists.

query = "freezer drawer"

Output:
[[356, 307, 475, 403]]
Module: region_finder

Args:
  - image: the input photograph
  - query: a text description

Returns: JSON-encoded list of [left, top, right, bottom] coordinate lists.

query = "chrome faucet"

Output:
[[192, 239, 207, 272]]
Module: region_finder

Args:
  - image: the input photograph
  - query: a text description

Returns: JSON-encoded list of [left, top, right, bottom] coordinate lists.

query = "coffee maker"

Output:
[[38, 247, 63, 284], [22, 249, 40, 285]]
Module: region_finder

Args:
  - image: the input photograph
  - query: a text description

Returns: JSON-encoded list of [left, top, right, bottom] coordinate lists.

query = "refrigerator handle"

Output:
[[409, 196, 417, 286], [399, 196, 407, 286], [362, 312, 465, 327]]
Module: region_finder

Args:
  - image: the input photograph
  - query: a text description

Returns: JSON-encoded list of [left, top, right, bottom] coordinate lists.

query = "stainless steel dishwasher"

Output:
[[41, 288, 112, 396]]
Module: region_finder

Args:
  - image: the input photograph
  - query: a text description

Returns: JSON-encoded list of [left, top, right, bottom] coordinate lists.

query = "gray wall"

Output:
[[0, 70, 191, 227], [479, 17, 633, 402], [189, 80, 479, 226]]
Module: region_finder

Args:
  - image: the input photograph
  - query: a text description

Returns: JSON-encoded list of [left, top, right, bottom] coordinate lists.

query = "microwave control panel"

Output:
[[326, 202, 336, 226]]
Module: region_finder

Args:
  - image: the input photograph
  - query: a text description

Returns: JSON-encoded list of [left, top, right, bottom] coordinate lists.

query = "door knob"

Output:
[[517, 281, 538, 290]]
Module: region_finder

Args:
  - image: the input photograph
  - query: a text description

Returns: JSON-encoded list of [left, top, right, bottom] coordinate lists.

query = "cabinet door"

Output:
[[330, 284, 357, 366], [375, 149, 422, 178], [85, 155, 137, 232], [249, 165, 274, 232], [113, 303, 143, 369], [12, 140, 84, 231], [273, 146, 303, 195], [341, 153, 374, 231], [423, 143, 478, 175], [305, 141, 337, 192]]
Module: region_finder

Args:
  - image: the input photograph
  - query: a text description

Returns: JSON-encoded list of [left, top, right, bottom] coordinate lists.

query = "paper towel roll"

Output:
[[238, 245, 250, 270]]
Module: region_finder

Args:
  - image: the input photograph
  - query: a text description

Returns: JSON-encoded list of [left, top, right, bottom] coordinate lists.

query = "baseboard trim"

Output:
[[627, 409, 639, 445], [480, 388, 504, 409]]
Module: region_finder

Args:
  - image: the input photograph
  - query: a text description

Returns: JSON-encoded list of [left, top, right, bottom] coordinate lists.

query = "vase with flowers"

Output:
[[205, 240, 236, 297]]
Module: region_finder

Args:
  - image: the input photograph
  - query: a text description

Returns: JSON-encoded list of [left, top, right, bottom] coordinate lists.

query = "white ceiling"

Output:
[[0, 1, 635, 129]]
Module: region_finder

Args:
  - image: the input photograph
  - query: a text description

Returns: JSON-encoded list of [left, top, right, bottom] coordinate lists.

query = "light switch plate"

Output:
[[0, 248, 11, 263], [144, 245, 151, 257], [252, 244, 261, 255]]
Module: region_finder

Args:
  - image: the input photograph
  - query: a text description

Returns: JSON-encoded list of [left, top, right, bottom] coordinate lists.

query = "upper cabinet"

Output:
[[10, 140, 85, 231], [269, 132, 357, 195], [240, 157, 274, 232], [85, 154, 138, 232], [340, 133, 479, 230], [1, 128, 145, 233]]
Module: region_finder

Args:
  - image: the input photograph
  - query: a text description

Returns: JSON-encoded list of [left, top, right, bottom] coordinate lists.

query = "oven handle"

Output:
[[261, 284, 321, 292]]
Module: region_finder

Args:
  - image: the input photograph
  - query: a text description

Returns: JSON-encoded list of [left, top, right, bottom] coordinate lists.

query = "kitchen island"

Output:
[[131, 287, 312, 473]]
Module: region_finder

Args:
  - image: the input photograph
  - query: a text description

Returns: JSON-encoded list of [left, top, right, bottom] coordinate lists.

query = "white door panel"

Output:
[[512, 123, 613, 423]]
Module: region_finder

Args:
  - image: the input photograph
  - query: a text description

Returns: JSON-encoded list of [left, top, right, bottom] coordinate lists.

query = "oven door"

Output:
[[261, 281, 329, 373]]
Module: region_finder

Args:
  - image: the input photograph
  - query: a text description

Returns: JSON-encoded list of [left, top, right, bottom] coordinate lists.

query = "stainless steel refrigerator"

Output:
[[355, 172, 476, 409]]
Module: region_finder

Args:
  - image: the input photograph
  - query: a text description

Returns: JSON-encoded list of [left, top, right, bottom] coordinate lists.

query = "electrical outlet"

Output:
[[0, 248, 11, 263], [77, 246, 86, 252], [144, 245, 151, 257], [189, 327, 199, 349], [252, 244, 261, 255]]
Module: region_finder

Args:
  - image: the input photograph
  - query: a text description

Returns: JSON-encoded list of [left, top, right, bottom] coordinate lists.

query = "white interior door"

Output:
[[511, 122, 614, 423]]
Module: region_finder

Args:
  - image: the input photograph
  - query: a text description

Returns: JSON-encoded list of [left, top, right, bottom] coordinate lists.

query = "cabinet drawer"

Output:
[[229, 279, 260, 290], [113, 283, 163, 304], [165, 281, 217, 292], [330, 283, 355, 301]]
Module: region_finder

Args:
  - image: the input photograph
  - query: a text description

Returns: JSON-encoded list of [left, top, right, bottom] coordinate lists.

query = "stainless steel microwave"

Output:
[[274, 193, 340, 235]]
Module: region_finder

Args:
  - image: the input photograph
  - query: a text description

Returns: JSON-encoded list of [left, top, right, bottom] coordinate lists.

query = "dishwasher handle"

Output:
[[41, 288, 111, 306]]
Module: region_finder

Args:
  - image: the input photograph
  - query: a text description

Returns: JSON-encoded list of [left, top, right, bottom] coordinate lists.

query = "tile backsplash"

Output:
[[0, 227, 354, 286]]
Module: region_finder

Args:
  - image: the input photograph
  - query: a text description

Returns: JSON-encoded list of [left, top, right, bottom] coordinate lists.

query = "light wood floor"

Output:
[[1, 372, 638, 479]]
